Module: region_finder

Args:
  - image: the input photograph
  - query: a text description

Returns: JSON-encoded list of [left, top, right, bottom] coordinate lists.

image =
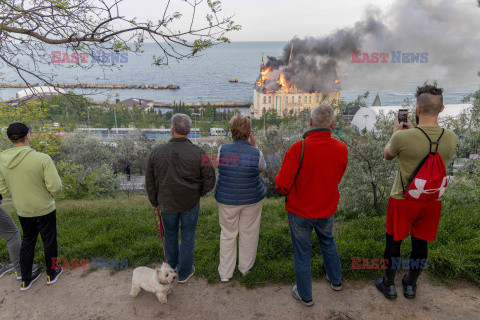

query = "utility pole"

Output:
[[114, 105, 118, 128], [87, 105, 90, 131], [264, 111, 266, 136]]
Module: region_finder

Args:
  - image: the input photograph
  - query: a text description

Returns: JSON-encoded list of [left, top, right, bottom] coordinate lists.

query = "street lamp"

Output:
[[191, 112, 200, 142], [363, 115, 369, 131]]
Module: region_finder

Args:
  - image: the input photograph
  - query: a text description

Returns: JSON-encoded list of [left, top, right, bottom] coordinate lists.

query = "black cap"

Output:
[[6, 123, 29, 141]]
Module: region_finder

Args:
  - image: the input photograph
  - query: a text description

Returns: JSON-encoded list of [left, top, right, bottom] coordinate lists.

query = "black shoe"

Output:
[[15, 263, 39, 280], [402, 274, 417, 299], [375, 277, 397, 299], [47, 268, 63, 285], [20, 270, 41, 291]]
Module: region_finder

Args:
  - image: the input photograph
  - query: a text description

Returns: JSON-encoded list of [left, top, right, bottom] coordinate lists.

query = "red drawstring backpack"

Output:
[[401, 127, 448, 202]]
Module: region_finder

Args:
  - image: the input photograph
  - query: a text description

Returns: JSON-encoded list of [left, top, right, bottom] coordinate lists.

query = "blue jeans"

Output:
[[288, 212, 342, 301], [162, 202, 199, 281]]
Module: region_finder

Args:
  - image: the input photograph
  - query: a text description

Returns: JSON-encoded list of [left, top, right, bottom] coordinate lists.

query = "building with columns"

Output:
[[250, 46, 341, 119]]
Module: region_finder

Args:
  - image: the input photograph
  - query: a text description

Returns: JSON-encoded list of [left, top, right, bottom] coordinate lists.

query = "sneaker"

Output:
[[375, 277, 397, 299], [326, 274, 343, 291], [291, 285, 314, 307], [0, 264, 15, 278], [402, 275, 417, 299], [15, 264, 39, 280], [178, 266, 195, 284], [220, 278, 230, 282], [20, 270, 41, 291], [47, 268, 63, 284]]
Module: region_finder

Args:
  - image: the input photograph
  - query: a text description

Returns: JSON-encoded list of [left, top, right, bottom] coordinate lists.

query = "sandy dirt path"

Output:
[[0, 266, 479, 320]]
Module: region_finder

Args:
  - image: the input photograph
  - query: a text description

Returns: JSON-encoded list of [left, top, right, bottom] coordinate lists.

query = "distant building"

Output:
[[8, 86, 66, 105], [150, 102, 252, 116], [250, 45, 341, 119], [120, 98, 154, 112], [372, 93, 381, 106], [352, 104, 472, 132]]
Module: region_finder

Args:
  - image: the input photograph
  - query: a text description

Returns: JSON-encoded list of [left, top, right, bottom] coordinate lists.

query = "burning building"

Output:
[[251, 43, 341, 119]]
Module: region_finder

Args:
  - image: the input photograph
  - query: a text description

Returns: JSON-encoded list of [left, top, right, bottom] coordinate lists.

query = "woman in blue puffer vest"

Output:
[[215, 114, 267, 282]]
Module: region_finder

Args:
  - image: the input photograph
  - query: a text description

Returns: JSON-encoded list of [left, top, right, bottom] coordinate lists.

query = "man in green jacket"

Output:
[[0, 123, 63, 290]]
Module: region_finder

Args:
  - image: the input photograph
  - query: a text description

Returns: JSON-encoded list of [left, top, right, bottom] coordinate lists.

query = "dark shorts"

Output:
[[385, 197, 442, 242]]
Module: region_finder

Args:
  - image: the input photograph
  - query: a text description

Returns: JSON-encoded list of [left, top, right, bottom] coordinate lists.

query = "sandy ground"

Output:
[[0, 267, 479, 320]]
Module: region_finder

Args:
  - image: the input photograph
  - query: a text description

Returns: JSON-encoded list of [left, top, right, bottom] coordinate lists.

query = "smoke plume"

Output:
[[262, 0, 480, 93]]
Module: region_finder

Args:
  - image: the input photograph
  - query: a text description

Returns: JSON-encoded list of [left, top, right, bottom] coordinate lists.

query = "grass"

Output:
[[1, 195, 479, 288]]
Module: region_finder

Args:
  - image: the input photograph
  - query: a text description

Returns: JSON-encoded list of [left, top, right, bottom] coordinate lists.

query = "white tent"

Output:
[[351, 104, 472, 131], [16, 86, 66, 99]]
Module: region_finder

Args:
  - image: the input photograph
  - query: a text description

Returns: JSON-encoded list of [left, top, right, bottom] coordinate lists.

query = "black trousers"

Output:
[[19, 210, 58, 281], [384, 232, 428, 270]]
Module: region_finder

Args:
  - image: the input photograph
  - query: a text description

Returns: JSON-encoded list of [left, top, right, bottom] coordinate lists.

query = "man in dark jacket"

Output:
[[146, 113, 215, 283], [276, 105, 348, 307]]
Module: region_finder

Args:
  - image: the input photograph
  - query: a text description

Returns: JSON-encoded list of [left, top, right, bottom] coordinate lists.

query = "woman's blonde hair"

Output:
[[229, 114, 251, 140]]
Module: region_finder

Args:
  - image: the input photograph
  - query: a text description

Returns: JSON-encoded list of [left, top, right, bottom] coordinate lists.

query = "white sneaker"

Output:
[[220, 278, 230, 282]]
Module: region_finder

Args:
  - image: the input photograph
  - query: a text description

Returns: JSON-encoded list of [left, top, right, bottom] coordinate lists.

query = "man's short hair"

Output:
[[229, 114, 251, 140], [311, 105, 335, 128], [416, 81, 444, 116], [7, 122, 29, 143], [171, 113, 192, 136]]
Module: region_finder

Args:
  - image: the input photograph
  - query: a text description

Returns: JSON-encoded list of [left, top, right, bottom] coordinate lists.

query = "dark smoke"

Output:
[[260, 0, 480, 93], [260, 9, 386, 92]]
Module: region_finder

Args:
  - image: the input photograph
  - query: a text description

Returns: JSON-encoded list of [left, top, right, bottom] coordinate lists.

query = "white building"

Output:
[[16, 86, 66, 100], [351, 104, 473, 131], [250, 46, 341, 119]]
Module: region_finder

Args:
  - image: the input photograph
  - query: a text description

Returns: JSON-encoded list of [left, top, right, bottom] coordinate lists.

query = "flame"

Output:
[[277, 73, 288, 92], [259, 68, 339, 95], [256, 67, 271, 87]]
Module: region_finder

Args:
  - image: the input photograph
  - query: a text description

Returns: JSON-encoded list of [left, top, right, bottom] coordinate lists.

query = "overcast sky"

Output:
[[120, 0, 398, 42]]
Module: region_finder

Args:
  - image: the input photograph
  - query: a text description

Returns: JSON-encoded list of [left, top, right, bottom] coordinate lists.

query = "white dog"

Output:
[[130, 263, 177, 303]]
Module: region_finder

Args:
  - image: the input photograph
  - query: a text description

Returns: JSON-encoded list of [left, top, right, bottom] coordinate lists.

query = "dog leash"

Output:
[[154, 207, 167, 263]]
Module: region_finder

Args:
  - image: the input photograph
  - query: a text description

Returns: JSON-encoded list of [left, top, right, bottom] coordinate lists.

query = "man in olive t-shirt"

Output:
[[375, 83, 457, 300], [388, 127, 457, 200]]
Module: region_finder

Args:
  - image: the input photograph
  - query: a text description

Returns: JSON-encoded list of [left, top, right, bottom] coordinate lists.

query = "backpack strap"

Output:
[[435, 128, 445, 152], [416, 127, 445, 153], [400, 170, 406, 195], [293, 139, 305, 181], [286, 139, 305, 196]]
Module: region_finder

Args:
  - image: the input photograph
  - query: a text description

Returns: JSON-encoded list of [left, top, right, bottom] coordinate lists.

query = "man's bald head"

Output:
[[415, 82, 444, 116]]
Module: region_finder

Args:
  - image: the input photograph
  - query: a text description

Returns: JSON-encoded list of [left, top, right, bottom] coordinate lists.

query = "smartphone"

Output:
[[398, 109, 408, 124]]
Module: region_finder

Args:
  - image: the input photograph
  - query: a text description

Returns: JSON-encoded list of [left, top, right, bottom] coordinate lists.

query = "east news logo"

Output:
[[51, 51, 129, 64], [351, 51, 428, 63]]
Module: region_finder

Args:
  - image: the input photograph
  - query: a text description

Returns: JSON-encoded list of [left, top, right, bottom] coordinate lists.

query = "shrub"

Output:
[[63, 132, 114, 169], [59, 132, 119, 199], [57, 162, 119, 199]]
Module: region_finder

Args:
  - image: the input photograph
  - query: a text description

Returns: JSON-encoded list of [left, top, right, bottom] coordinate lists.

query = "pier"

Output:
[[0, 83, 179, 90]]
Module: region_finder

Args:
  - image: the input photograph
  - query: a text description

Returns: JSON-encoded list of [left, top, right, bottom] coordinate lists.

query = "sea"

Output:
[[0, 42, 478, 106]]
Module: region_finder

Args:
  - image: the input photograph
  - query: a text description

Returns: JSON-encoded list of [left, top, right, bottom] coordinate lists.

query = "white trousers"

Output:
[[218, 200, 262, 279]]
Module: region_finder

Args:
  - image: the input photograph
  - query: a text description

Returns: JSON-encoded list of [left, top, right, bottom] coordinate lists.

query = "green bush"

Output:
[[57, 162, 120, 199]]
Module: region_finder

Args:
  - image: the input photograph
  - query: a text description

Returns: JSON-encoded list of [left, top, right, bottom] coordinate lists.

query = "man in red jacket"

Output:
[[276, 104, 348, 307]]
